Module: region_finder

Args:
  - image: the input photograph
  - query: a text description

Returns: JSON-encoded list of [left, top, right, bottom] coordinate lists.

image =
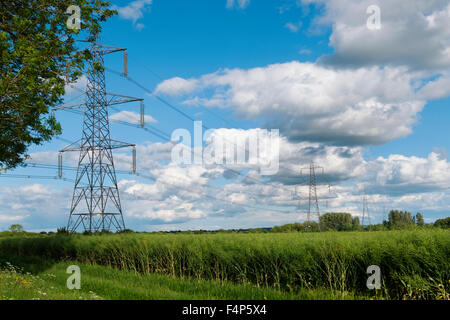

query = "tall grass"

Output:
[[0, 230, 448, 299], [2, 261, 340, 300]]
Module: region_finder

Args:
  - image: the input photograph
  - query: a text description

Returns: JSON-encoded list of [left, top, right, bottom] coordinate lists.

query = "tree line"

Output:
[[2, 212, 449, 236]]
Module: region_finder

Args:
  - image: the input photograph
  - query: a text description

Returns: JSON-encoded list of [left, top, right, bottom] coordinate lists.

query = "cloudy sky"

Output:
[[1, 0, 450, 231]]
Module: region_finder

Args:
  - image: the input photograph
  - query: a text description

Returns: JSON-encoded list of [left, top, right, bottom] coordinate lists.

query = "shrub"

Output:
[[8, 224, 24, 233], [56, 227, 68, 235], [320, 213, 353, 231], [435, 217, 450, 229], [0, 229, 448, 299]]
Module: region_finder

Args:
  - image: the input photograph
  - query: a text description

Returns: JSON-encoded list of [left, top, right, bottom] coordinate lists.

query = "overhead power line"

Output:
[[4, 161, 293, 214], [104, 66, 302, 197], [0, 174, 75, 183], [133, 172, 292, 214], [21, 160, 295, 206], [59, 64, 300, 198]]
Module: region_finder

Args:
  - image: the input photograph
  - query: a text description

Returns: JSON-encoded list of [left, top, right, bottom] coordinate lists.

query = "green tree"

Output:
[[415, 212, 424, 226], [434, 217, 450, 229], [56, 227, 68, 234], [352, 216, 361, 231], [0, 0, 116, 169], [8, 224, 24, 232], [319, 212, 353, 231], [388, 210, 414, 229], [302, 221, 320, 232]]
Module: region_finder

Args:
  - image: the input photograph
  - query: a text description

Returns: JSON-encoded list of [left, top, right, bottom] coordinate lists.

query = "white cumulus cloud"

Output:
[[110, 110, 157, 125], [226, 0, 250, 10], [156, 62, 425, 146], [113, 0, 152, 29], [303, 0, 450, 70]]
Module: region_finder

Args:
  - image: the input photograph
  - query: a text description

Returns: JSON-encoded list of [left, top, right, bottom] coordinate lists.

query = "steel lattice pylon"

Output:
[[299, 161, 324, 230], [57, 35, 144, 233], [362, 189, 371, 226]]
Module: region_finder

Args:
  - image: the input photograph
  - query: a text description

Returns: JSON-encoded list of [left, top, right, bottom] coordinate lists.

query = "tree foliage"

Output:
[[0, 0, 116, 169], [8, 224, 24, 232], [352, 216, 360, 231], [388, 210, 415, 229], [415, 212, 424, 226], [434, 217, 450, 229], [319, 212, 354, 231], [270, 221, 320, 232]]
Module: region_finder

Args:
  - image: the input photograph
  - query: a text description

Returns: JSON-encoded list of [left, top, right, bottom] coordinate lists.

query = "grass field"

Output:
[[0, 229, 449, 300], [0, 260, 359, 300]]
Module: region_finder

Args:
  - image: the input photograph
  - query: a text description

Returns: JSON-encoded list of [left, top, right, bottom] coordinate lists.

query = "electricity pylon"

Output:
[[362, 189, 371, 226], [300, 161, 324, 229], [56, 34, 145, 233]]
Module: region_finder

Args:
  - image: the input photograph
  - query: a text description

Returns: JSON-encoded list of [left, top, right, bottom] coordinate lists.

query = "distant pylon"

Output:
[[294, 185, 302, 219], [56, 34, 144, 233], [300, 161, 324, 229], [362, 189, 371, 226]]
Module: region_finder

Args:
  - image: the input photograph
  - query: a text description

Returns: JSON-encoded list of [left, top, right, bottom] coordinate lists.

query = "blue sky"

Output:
[[1, 0, 450, 232]]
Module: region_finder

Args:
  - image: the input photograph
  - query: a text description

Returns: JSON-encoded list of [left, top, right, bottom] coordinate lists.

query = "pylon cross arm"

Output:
[[58, 139, 134, 153], [106, 92, 144, 106], [109, 139, 136, 150], [95, 45, 126, 55], [58, 139, 83, 153], [53, 103, 86, 111], [53, 92, 143, 111]]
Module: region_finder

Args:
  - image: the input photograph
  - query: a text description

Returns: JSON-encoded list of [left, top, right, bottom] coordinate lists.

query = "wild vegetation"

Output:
[[3, 259, 338, 300], [0, 228, 448, 300], [1, 212, 448, 300]]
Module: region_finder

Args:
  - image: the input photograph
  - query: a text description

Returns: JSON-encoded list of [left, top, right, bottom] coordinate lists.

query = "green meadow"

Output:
[[0, 260, 356, 300], [0, 229, 448, 300]]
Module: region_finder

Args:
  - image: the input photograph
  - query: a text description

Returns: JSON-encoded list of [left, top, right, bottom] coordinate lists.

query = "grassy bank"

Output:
[[0, 229, 449, 299], [0, 260, 358, 300]]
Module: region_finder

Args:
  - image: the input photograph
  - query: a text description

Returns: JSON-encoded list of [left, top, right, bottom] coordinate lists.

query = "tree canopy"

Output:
[[0, 0, 116, 169], [387, 210, 427, 229], [8, 224, 23, 232], [415, 212, 424, 226], [434, 217, 450, 229], [319, 212, 357, 231]]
